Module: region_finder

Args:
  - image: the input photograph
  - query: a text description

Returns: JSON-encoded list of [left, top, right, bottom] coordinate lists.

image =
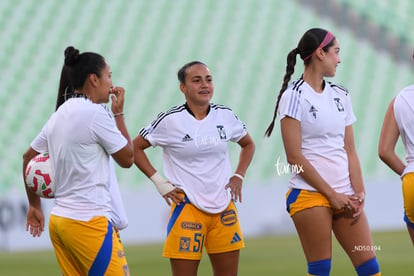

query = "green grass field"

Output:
[[0, 230, 412, 275]]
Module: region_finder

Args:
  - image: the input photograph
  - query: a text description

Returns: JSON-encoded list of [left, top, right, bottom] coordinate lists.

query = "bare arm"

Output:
[[378, 98, 405, 175], [133, 135, 184, 205], [132, 135, 156, 177], [344, 125, 364, 194], [225, 133, 255, 203], [110, 86, 134, 168], [280, 116, 351, 210], [22, 147, 44, 237], [344, 125, 366, 216]]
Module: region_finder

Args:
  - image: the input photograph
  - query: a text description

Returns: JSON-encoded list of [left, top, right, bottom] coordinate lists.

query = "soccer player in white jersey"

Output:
[[265, 28, 380, 276], [379, 84, 414, 246], [22, 46, 133, 275], [133, 61, 255, 276]]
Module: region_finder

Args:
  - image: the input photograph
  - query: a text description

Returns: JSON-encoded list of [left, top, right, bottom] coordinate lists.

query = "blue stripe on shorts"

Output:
[[166, 195, 190, 236], [286, 188, 301, 213], [404, 212, 414, 229], [89, 221, 113, 276]]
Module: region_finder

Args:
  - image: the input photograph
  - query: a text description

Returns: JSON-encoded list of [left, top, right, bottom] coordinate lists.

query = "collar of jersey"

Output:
[[184, 102, 211, 118]]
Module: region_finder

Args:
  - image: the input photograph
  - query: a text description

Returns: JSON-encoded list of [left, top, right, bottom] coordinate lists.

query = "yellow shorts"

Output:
[[49, 215, 129, 276], [163, 196, 244, 260], [402, 173, 414, 228], [286, 188, 343, 217]]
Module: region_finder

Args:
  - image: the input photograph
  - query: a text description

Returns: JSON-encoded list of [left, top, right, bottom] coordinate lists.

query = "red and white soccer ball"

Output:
[[25, 152, 55, 198]]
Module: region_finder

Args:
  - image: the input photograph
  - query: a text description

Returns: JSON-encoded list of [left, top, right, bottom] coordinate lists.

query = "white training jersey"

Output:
[[140, 103, 247, 214], [108, 158, 128, 230], [394, 85, 414, 176], [278, 79, 356, 194], [31, 97, 127, 222]]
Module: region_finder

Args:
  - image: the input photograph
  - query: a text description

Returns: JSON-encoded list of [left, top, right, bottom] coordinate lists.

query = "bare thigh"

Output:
[[170, 259, 200, 276], [407, 225, 414, 246], [332, 211, 376, 267], [208, 250, 240, 276], [291, 207, 333, 262]]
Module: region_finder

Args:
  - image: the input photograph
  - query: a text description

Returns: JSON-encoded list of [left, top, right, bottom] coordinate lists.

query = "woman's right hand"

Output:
[[26, 205, 44, 237], [328, 192, 356, 213], [110, 86, 125, 115], [163, 188, 185, 206]]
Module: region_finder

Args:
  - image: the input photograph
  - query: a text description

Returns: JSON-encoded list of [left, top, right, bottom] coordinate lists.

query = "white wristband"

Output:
[[233, 173, 244, 181], [149, 172, 175, 196]]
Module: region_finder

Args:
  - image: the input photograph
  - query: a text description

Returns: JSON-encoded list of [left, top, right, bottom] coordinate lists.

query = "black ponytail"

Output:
[[55, 46, 106, 110]]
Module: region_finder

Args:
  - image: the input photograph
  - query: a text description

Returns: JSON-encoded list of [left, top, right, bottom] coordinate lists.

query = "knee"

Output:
[[308, 258, 331, 276], [355, 257, 380, 276]]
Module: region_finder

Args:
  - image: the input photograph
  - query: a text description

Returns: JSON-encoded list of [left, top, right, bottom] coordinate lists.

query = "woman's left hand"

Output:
[[350, 192, 365, 217], [225, 176, 243, 203]]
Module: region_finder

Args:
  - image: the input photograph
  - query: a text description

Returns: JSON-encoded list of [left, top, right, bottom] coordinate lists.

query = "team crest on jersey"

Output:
[[216, 125, 227, 140], [309, 105, 318, 119], [179, 237, 191, 252], [333, 98, 344, 112]]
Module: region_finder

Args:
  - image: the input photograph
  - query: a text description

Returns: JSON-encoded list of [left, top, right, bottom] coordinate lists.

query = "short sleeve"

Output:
[[278, 88, 302, 121], [91, 105, 127, 154], [139, 112, 169, 147], [229, 112, 247, 142], [344, 93, 357, 126], [31, 118, 51, 153]]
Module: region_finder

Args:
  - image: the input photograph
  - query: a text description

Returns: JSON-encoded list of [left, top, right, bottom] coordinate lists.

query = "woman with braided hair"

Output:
[[265, 28, 380, 275]]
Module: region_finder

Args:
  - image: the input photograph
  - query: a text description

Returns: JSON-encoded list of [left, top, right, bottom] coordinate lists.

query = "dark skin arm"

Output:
[[110, 86, 134, 168], [22, 147, 44, 237], [133, 135, 184, 206], [225, 133, 255, 203], [378, 98, 405, 175], [344, 125, 366, 217]]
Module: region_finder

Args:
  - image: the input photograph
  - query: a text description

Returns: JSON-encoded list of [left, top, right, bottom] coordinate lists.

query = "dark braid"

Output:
[[264, 48, 298, 137], [265, 28, 334, 137]]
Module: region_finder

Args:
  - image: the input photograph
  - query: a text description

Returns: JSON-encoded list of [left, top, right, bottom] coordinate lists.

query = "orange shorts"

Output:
[[286, 188, 344, 217], [402, 173, 414, 227], [162, 196, 244, 260], [49, 215, 129, 275]]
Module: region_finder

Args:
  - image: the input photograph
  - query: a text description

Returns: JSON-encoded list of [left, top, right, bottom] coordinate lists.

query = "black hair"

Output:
[[264, 28, 335, 137], [177, 61, 207, 84], [55, 46, 106, 110]]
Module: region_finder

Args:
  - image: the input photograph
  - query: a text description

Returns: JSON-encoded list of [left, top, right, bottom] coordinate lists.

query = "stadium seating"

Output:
[[1, 0, 413, 192]]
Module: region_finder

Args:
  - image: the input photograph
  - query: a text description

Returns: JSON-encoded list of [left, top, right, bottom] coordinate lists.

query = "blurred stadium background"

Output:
[[0, 0, 413, 251]]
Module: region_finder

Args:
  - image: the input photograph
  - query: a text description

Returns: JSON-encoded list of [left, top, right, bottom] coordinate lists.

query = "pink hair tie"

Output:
[[303, 31, 335, 61]]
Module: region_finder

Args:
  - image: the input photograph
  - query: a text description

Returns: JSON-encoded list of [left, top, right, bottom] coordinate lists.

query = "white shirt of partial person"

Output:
[[394, 85, 414, 177]]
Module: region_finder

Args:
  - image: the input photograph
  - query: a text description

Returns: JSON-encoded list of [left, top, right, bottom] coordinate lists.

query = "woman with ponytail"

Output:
[[266, 28, 380, 275], [23, 46, 133, 275]]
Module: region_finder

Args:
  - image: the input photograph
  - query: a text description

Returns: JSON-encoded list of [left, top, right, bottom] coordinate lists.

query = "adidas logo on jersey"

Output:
[[231, 232, 242, 244], [182, 134, 193, 142]]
